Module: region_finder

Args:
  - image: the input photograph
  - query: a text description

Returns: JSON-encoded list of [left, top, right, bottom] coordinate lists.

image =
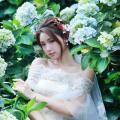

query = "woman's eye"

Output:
[[41, 43, 45, 46], [49, 39, 55, 43]]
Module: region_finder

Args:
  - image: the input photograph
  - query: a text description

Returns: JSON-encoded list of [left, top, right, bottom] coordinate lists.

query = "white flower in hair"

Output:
[[0, 28, 16, 52], [15, 2, 38, 26]]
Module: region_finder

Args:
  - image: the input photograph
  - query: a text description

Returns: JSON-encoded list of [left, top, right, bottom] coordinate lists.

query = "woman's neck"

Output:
[[51, 49, 77, 67]]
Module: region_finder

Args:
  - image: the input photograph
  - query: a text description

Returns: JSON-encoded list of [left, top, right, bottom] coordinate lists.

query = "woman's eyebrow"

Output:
[[47, 38, 52, 41]]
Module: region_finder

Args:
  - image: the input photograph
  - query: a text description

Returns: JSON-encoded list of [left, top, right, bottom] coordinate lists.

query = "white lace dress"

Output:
[[26, 60, 107, 120]]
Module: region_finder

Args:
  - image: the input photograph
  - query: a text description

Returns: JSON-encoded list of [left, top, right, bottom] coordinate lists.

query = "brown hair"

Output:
[[36, 17, 70, 56]]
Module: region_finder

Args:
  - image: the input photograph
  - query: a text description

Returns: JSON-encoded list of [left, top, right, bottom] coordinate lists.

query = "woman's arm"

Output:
[[30, 91, 86, 117], [29, 111, 45, 120]]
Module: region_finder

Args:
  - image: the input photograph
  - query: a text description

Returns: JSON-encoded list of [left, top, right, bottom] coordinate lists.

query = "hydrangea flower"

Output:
[[15, 2, 38, 26], [76, 2, 99, 16], [30, 9, 55, 34], [97, 32, 114, 49], [70, 3, 78, 11], [0, 56, 7, 78], [100, 50, 109, 58], [69, 14, 97, 35], [0, 111, 18, 120], [0, 28, 16, 52], [60, 7, 75, 22], [70, 27, 97, 44], [111, 27, 120, 38], [100, 0, 117, 6]]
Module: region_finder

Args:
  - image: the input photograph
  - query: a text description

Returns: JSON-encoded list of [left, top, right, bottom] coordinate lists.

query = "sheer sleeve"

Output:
[[26, 58, 45, 90], [52, 77, 101, 120]]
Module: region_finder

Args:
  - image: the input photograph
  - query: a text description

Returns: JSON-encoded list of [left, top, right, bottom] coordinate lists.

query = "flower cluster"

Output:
[[0, 28, 16, 52], [30, 9, 55, 34], [15, 2, 38, 26], [76, 2, 99, 16], [65, 2, 98, 44], [97, 32, 114, 50], [71, 27, 97, 44], [0, 111, 18, 120], [100, 0, 117, 6], [0, 56, 7, 78], [60, 7, 75, 22], [111, 27, 120, 38]]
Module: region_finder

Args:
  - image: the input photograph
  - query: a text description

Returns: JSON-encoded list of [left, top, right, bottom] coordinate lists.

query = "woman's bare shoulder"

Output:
[[31, 57, 48, 66]]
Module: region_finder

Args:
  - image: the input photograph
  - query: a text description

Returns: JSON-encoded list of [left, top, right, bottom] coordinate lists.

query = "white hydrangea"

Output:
[[100, 0, 117, 6], [111, 27, 120, 37], [70, 27, 97, 44], [60, 7, 75, 22], [0, 29, 16, 52], [76, 2, 99, 16], [97, 32, 114, 49], [0, 111, 18, 120], [15, 2, 38, 26], [70, 19, 84, 34], [70, 3, 78, 11], [30, 9, 55, 34], [70, 14, 97, 34], [0, 56, 7, 78], [100, 50, 109, 58]]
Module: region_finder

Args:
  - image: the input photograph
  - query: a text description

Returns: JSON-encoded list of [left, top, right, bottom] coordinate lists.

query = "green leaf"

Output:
[[105, 72, 120, 84], [10, 109, 25, 120], [81, 53, 91, 70], [85, 38, 101, 48], [70, 45, 88, 55], [95, 12, 107, 23], [4, 6, 16, 15], [34, 0, 49, 7], [2, 98, 15, 105], [103, 94, 114, 103], [0, 82, 16, 95], [16, 32, 34, 45], [109, 86, 120, 96], [1, 20, 15, 30], [17, 92, 29, 100], [29, 102, 47, 113], [89, 55, 99, 69], [27, 98, 36, 112], [16, 45, 34, 56], [8, 0, 23, 6], [49, 3, 60, 15], [96, 58, 109, 73]]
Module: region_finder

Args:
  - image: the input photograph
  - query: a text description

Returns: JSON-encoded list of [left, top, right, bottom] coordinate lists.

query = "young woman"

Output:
[[14, 17, 107, 120]]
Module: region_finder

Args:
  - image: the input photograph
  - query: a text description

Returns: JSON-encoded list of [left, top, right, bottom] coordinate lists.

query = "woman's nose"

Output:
[[46, 44, 52, 52]]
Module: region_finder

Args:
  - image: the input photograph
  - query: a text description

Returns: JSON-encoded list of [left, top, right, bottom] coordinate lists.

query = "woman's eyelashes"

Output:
[[40, 39, 55, 47], [48, 39, 55, 43]]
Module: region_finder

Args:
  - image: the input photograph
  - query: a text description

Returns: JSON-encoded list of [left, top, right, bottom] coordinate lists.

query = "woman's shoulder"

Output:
[[31, 57, 48, 66]]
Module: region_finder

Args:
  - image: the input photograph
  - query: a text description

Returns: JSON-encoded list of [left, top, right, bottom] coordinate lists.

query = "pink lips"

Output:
[[48, 52, 55, 56]]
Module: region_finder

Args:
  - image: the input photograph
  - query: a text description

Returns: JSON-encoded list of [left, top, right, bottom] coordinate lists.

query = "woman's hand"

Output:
[[13, 79, 34, 99]]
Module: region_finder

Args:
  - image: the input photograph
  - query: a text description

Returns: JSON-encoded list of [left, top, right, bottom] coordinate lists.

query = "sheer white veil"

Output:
[[74, 54, 108, 120]]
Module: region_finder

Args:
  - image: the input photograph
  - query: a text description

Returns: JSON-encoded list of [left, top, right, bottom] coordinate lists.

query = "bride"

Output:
[[14, 17, 108, 120]]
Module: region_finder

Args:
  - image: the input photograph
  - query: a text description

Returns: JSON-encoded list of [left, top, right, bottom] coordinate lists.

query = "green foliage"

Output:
[[0, 0, 120, 119]]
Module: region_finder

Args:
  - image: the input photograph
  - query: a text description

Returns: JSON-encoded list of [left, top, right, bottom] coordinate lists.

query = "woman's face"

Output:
[[39, 32, 65, 60]]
